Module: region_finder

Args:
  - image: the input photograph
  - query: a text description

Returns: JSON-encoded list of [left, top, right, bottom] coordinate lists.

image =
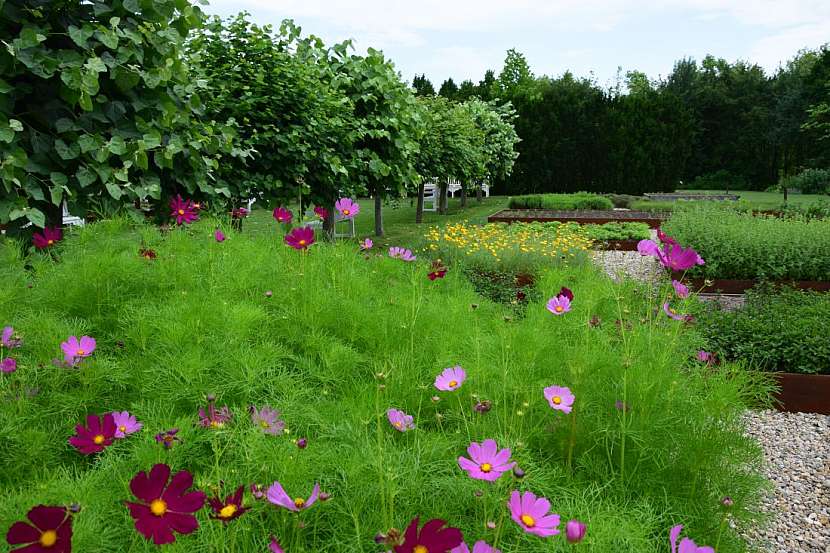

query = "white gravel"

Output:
[[742, 410, 830, 553]]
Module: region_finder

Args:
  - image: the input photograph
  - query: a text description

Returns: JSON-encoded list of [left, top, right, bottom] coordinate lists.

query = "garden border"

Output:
[[774, 373, 830, 415], [673, 276, 830, 294], [487, 209, 666, 228]]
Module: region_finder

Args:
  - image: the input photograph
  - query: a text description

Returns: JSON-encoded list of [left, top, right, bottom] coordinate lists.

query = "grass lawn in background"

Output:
[[677, 189, 828, 208]]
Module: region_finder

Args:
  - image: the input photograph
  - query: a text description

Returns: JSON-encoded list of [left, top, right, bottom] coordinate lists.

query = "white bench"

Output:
[[423, 182, 438, 212], [447, 181, 489, 198]]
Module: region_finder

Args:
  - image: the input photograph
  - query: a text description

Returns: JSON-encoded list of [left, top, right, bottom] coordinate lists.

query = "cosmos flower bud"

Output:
[[566, 520, 587, 543], [206, 394, 216, 402], [297, 437, 308, 449], [486, 521, 496, 529], [474, 400, 492, 413], [512, 466, 526, 479], [431, 396, 441, 403], [319, 492, 332, 502], [68, 503, 81, 513], [721, 496, 734, 508], [474, 490, 484, 497], [265, 290, 273, 298]]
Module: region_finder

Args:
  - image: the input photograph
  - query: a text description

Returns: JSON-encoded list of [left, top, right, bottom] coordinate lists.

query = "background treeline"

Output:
[[421, 47, 830, 195]]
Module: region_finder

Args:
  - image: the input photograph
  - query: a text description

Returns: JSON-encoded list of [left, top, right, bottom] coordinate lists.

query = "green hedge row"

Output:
[[508, 193, 614, 210]]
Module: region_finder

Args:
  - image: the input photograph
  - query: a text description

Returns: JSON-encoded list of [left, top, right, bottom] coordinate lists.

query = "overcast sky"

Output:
[[202, 0, 830, 88]]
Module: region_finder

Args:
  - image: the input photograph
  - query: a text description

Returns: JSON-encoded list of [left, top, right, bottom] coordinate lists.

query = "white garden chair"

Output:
[[423, 181, 438, 212], [305, 210, 355, 238]]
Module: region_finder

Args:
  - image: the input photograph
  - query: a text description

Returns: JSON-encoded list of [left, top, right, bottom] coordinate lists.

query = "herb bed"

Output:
[[488, 209, 666, 228]]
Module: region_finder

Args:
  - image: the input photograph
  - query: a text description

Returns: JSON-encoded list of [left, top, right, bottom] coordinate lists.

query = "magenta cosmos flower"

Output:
[[1, 357, 16, 373], [266, 481, 320, 512], [508, 490, 561, 537], [670, 525, 714, 553], [557, 287, 574, 301], [199, 399, 232, 429], [111, 411, 142, 438], [637, 239, 704, 271], [395, 517, 463, 553], [387, 408, 415, 432], [269, 536, 285, 553], [335, 197, 360, 219], [208, 485, 247, 523], [231, 207, 249, 219], [546, 295, 571, 315], [544, 385, 575, 414], [169, 195, 199, 225], [663, 302, 688, 322], [125, 464, 206, 545], [273, 206, 293, 224], [69, 413, 116, 455], [451, 541, 501, 553], [458, 439, 516, 481], [434, 365, 466, 391], [60, 335, 96, 367], [3, 326, 22, 349], [5, 505, 72, 553], [672, 280, 689, 299], [566, 520, 587, 543], [155, 428, 181, 449], [697, 350, 716, 364], [360, 238, 373, 250], [214, 228, 226, 242], [32, 227, 62, 250], [250, 406, 285, 435], [314, 206, 329, 220], [285, 226, 315, 250], [389, 247, 416, 261]]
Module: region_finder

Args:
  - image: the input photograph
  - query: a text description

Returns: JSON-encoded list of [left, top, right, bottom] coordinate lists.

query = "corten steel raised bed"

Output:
[[774, 373, 830, 415], [596, 239, 641, 252], [644, 193, 740, 201], [488, 209, 667, 229], [672, 275, 830, 294]]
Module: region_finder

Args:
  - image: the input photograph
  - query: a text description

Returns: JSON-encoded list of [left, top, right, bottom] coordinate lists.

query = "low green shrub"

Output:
[[662, 206, 830, 280], [605, 194, 641, 209], [508, 193, 614, 211], [699, 285, 830, 375], [779, 168, 830, 195], [688, 170, 750, 191]]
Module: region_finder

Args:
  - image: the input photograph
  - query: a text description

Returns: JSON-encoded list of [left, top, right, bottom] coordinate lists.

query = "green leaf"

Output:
[[0, 127, 13, 143], [85, 57, 107, 73], [134, 149, 148, 170], [15, 27, 47, 50], [94, 30, 119, 50], [0, 79, 11, 94], [49, 172, 68, 187], [8, 119, 23, 131], [9, 209, 26, 221], [49, 184, 64, 206], [78, 134, 99, 153], [78, 91, 93, 112], [55, 139, 80, 160], [25, 208, 45, 228], [108, 135, 127, 155], [105, 182, 123, 200], [68, 25, 95, 47], [76, 166, 97, 188], [123, 0, 140, 13], [55, 118, 77, 133]]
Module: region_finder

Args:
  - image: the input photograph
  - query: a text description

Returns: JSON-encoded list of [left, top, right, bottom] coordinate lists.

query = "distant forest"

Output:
[[412, 47, 830, 195]]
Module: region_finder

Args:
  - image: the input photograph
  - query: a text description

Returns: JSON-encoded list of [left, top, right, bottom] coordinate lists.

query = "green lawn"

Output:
[[245, 196, 510, 249], [678, 189, 829, 208]]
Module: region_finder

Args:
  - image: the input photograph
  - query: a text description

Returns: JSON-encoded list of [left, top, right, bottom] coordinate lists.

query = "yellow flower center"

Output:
[[521, 514, 536, 527], [47, 240, 54, 245], [343, 209, 350, 215], [394, 421, 402, 429], [93, 434, 105, 445], [298, 239, 307, 246], [260, 420, 271, 429], [178, 209, 185, 216], [39, 530, 58, 547], [480, 463, 492, 473], [293, 497, 305, 508], [414, 546, 428, 553], [76, 349, 86, 356], [555, 306, 564, 313], [119, 425, 127, 432], [210, 420, 220, 428], [552, 396, 562, 405], [150, 499, 167, 516], [449, 380, 458, 388], [219, 504, 237, 518]]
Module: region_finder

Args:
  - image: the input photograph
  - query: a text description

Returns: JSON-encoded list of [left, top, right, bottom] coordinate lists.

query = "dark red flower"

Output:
[[139, 248, 157, 260], [208, 486, 247, 523], [558, 287, 574, 302], [32, 227, 62, 250], [68, 413, 116, 455], [6, 505, 72, 553], [516, 290, 527, 301], [427, 270, 446, 281], [394, 517, 463, 553], [125, 464, 206, 545]]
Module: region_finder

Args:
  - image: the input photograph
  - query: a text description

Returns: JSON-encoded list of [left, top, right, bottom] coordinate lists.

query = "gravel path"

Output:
[[589, 252, 830, 552], [743, 410, 830, 553]]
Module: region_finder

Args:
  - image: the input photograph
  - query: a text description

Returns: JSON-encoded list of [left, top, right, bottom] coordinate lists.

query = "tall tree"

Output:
[[412, 73, 435, 96], [438, 78, 459, 100]]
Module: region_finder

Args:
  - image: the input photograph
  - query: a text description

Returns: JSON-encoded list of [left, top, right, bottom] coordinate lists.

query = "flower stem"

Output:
[[566, 410, 577, 472]]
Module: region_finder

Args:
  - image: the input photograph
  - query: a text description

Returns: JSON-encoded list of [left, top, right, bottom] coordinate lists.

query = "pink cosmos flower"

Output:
[[2, 326, 22, 349], [214, 229, 226, 242], [387, 408, 415, 432], [199, 398, 232, 429], [566, 520, 587, 543], [1, 357, 16, 373], [508, 490, 561, 537], [544, 385, 575, 414], [285, 226, 315, 250], [637, 239, 704, 271], [69, 413, 116, 455], [60, 335, 96, 367], [314, 206, 329, 220], [457, 439, 516, 481], [389, 247, 416, 262], [250, 406, 285, 435], [546, 295, 571, 315], [434, 365, 466, 391], [273, 207, 293, 224], [663, 302, 687, 321], [266, 481, 320, 512], [269, 536, 285, 553], [672, 280, 689, 299], [697, 351, 712, 363], [360, 238, 373, 250], [111, 411, 142, 438], [670, 525, 714, 553], [451, 541, 501, 553], [335, 198, 360, 219], [32, 227, 62, 250], [169, 195, 199, 225]]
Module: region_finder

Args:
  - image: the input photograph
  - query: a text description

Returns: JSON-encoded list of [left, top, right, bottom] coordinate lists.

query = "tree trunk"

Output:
[[439, 184, 448, 215], [374, 194, 384, 236], [323, 205, 335, 240], [476, 185, 483, 203], [416, 181, 425, 224], [460, 186, 467, 208]]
